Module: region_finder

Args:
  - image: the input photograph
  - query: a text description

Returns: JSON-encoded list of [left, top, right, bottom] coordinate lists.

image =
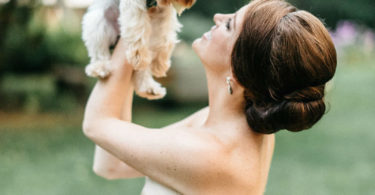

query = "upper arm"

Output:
[[83, 118, 221, 190], [87, 106, 209, 181], [93, 146, 145, 179]]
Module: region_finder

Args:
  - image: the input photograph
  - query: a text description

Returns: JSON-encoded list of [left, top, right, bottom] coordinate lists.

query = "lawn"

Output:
[[0, 58, 374, 195]]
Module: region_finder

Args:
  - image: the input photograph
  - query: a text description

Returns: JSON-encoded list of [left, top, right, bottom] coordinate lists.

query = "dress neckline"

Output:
[[141, 177, 181, 195]]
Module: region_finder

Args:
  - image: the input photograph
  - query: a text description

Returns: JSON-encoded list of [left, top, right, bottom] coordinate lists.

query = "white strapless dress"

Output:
[[141, 177, 181, 195]]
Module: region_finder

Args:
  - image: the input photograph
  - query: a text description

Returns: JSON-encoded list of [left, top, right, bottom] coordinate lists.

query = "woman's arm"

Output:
[[93, 146, 144, 179], [82, 39, 134, 125], [92, 88, 208, 179], [83, 39, 143, 179], [92, 81, 144, 179], [82, 39, 223, 192]]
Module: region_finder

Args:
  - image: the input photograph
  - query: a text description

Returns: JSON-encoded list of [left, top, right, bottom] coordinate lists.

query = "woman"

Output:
[[82, 0, 337, 194]]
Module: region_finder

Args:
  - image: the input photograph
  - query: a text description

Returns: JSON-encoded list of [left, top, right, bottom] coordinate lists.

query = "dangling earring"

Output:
[[226, 77, 233, 95]]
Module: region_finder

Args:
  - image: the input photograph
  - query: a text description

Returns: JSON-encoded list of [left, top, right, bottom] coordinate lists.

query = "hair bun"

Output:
[[245, 85, 326, 134], [283, 85, 324, 102]]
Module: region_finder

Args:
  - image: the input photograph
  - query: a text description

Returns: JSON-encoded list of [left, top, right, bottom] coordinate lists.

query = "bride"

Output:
[[82, 0, 337, 194]]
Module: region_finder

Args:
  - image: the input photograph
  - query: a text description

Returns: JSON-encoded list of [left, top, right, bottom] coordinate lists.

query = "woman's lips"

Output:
[[203, 31, 212, 40]]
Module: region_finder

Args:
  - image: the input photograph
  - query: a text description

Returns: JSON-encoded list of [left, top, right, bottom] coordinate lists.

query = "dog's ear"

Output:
[[159, 0, 196, 8], [157, 0, 196, 15], [158, 0, 171, 6], [172, 2, 185, 15], [177, 0, 196, 8], [172, 0, 196, 15]]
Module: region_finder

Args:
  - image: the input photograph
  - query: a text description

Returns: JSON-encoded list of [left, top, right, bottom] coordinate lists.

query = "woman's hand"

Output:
[[108, 38, 134, 76]]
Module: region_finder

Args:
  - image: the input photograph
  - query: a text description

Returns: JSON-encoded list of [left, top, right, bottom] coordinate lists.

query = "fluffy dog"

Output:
[[82, 0, 196, 100]]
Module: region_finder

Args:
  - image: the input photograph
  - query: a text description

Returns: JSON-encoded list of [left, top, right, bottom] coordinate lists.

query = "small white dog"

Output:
[[82, 0, 196, 100]]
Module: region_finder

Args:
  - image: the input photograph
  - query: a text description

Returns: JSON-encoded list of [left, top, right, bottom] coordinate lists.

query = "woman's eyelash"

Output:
[[226, 18, 232, 30]]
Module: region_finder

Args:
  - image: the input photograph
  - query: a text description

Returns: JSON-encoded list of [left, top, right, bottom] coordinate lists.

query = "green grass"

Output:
[[0, 58, 374, 194], [266, 59, 375, 195], [0, 105, 205, 195]]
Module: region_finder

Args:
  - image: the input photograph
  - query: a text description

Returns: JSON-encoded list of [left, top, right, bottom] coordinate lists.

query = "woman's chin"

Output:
[[192, 38, 200, 52], [192, 38, 206, 62], [192, 37, 206, 53], [192, 36, 201, 45]]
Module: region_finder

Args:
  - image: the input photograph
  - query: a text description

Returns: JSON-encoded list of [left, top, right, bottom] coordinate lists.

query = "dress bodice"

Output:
[[141, 177, 181, 195]]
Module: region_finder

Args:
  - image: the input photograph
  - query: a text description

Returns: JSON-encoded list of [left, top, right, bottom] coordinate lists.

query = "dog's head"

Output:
[[158, 0, 197, 15]]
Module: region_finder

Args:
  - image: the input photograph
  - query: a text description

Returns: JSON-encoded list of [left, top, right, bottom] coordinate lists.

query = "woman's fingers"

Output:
[[111, 39, 133, 70]]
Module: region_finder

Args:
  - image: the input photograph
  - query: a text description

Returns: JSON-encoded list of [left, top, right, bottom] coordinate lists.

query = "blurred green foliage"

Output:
[[188, 0, 375, 28], [0, 0, 51, 74], [0, 0, 88, 74], [288, 0, 375, 28], [0, 0, 374, 113], [0, 0, 89, 112]]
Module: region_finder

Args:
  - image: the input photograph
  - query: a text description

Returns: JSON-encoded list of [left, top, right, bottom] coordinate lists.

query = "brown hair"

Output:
[[231, 0, 337, 134]]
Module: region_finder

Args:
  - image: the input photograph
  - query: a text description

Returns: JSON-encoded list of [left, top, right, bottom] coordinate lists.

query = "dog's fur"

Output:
[[82, 0, 195, 100]]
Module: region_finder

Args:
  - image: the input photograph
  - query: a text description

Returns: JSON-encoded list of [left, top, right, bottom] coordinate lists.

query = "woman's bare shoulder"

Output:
[[162, 106, 209, 129]]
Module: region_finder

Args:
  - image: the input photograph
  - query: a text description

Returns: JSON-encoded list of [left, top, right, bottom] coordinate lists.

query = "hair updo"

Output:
[[231, 0, 337, 134]]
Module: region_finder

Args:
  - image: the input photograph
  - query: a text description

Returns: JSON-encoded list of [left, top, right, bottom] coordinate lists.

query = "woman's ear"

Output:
[[228, 73, 245, 95], [229, 72, 239, 85]]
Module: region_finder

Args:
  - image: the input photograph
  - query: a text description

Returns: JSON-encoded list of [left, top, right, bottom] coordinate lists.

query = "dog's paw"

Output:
[[151, 60, 170, 78], [135, 83, 166, 100], [85, 61, 111, 78], [126, 48, 152, 71]]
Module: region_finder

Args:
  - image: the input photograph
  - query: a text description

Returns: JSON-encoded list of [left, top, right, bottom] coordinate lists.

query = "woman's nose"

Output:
[[213, 13, 225, 24]]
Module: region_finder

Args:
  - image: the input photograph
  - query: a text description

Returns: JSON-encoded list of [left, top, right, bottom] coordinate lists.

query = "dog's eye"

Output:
[[226, 18, 232, 30]]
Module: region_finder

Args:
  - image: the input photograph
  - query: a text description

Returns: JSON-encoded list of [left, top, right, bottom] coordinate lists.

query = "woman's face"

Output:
[[193, 4, 249, 72]]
